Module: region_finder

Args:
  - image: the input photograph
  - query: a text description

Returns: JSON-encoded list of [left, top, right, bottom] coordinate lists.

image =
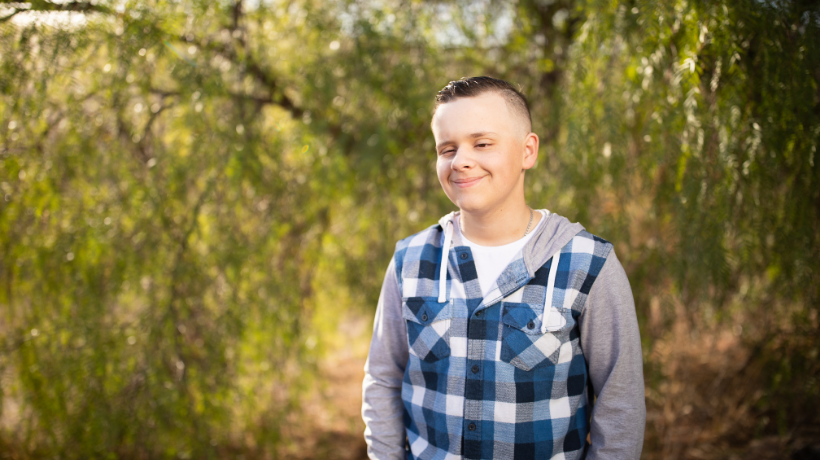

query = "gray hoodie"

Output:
[[362, 211, 645, 459]]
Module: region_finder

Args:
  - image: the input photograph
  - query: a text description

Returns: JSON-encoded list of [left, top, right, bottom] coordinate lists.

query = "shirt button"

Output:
[[527, 320, 535, 329], [468, 423, 476, 431], [422, 314, 428, 322], [460, 253, 468, 260], [475, 310, 482, 317], [471, 365, 479, 374]]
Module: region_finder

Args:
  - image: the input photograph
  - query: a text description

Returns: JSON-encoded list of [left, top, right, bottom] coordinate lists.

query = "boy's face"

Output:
[[431, 92, 538, 215]]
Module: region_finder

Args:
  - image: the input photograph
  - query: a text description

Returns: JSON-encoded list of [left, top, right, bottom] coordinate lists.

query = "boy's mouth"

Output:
[[452, 176, 485, 188]]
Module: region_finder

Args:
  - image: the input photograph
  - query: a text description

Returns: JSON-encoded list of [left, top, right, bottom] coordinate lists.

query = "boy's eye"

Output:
[[440, 149, 455, 156], [476, 143, 491, 148]]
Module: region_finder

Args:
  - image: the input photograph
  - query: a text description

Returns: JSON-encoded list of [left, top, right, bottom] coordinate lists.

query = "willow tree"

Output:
[[547, 0, 820, 452], [1, 0, 818, 458], [0, 0, 455, 457]]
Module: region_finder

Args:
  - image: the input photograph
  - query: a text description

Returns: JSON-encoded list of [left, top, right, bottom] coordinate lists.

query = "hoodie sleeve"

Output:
[[579, 249, 646, 460], [362, 257, 408, 460]]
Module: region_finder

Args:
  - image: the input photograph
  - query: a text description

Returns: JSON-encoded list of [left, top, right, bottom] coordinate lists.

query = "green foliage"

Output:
[[552, 0, 820, 306], [0, 0, 817, 457]]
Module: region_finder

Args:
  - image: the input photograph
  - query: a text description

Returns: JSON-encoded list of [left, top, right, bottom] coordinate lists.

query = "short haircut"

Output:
[[434, 76, 532, 133]]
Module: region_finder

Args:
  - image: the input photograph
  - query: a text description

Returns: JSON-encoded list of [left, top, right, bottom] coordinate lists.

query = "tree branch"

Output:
[[1, 1, 114, 15], [11, 0, 325, 144]]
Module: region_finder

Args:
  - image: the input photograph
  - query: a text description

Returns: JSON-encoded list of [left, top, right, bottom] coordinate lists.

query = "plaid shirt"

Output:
[[394, 215, 612, 460]]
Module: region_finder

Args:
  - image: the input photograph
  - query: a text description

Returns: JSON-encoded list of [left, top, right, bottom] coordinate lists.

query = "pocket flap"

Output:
[[502, 302, 543, 332], [402, 297, 451, 325], [502, 302, 567, 333]]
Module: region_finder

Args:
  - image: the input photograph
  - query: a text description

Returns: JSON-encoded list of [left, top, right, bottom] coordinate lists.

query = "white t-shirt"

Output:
[[456, 210, 548, 296]]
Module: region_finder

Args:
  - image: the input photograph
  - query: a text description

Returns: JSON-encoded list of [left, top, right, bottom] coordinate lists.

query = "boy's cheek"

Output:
[[435, 164, 450, 188]]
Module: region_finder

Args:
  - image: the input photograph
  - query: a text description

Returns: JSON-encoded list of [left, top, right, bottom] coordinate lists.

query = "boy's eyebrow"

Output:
[[435, 132, 498, 150]]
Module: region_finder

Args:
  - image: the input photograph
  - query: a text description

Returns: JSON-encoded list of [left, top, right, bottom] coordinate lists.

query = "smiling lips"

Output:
[[452, 176, 485, 188]]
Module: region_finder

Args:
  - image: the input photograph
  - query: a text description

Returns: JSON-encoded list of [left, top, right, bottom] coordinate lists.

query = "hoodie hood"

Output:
[[437, 209, 585, 278]]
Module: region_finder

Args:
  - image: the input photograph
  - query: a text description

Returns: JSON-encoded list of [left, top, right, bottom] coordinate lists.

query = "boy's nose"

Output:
[[451, 147, 475, 170]]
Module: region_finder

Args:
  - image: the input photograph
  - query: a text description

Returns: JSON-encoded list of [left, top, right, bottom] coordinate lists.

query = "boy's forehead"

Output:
[[431, 92, 520, 137]]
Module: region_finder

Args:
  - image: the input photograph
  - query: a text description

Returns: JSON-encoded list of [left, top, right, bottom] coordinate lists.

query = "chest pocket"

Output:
[[500, 302, 572, 371], [402, 297, 452, 363]]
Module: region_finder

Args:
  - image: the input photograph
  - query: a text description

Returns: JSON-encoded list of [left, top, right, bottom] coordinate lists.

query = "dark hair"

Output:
[[434, 76, 532, 131]]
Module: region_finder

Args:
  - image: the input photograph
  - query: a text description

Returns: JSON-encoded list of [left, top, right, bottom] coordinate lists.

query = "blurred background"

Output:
[[0, 0, 818, 458]]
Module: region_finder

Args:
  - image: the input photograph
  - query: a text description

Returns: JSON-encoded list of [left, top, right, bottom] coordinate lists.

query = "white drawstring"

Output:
[[438, 221, 453, 303], [541, 250, 561, 333]]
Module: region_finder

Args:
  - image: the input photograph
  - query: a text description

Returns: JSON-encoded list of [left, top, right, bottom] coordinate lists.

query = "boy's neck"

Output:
[[459, 203, 542, 247]]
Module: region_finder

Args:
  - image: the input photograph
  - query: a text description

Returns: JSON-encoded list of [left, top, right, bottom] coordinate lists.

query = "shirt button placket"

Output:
[[460, 247, 483, 446], [464, 356, 482, 442]]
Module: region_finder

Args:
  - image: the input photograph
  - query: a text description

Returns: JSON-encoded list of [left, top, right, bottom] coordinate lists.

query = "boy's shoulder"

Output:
[[566, 229, 615, 282], [392, 221, 444, 275], [570, 229, 614, 258], [394, 221, 443, 254], [390, 221, 445, 295]]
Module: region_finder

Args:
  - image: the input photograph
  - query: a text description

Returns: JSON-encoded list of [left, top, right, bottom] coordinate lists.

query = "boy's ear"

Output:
[[522, 132, 539, 170]]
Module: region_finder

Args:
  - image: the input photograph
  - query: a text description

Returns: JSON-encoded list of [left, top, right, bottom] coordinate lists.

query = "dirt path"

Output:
[[279, 315, 370, 460]]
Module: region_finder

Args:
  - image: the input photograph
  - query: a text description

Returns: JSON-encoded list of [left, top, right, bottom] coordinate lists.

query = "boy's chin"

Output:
[[453, 198, 492, 214]]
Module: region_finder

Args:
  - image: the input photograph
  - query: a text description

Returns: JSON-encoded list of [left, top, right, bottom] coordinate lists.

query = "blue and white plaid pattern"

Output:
[[394, 221, 612, 460]]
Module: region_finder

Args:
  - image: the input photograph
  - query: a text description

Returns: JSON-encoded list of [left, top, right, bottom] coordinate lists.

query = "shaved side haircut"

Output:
[[434, 76, 533, 134]]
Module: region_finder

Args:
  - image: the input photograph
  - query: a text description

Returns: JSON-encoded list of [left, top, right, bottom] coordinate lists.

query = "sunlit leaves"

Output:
[[0, 0, 818, 457]]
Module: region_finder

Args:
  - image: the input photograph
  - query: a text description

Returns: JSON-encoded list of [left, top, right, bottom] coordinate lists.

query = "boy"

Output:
[[362, 77, 645, 460]]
